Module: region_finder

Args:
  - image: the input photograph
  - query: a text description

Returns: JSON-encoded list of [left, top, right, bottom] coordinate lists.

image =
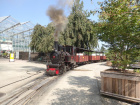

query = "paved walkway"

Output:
[[0, 58, 46, 93], [29, 62, 131, 105]]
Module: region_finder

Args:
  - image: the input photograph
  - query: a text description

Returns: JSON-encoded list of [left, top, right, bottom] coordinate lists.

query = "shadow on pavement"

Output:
[[51, 76, 130, 105]]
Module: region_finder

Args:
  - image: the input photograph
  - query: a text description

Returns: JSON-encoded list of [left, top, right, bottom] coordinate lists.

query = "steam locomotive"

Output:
[[46, 41, 106, 75]]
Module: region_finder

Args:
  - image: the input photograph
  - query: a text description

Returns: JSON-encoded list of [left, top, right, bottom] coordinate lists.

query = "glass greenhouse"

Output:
[[0, 16, 34, 52]]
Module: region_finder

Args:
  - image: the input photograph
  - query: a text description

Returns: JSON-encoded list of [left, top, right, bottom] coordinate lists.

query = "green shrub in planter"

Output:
[[2, 53, 7, 57], [134, 69, 140, 73]]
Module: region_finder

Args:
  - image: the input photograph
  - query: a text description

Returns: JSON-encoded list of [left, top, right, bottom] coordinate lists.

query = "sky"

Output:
[[0, 0, 105, 48]]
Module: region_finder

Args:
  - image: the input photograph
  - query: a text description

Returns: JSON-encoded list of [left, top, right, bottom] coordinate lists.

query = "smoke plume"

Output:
[[47, 0, 74, 41]]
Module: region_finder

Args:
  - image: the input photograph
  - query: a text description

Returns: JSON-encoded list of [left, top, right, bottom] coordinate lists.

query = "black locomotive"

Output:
[[46, 41, 76, 75]]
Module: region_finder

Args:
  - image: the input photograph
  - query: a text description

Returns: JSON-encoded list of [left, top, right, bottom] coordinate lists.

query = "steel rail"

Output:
[[0, 76, 58, 105]]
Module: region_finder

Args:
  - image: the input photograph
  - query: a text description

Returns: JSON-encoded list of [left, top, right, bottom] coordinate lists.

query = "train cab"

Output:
[[64, 46, 76, 65]]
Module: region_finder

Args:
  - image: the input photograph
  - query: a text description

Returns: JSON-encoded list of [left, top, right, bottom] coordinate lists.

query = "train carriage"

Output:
[[75, 48, 91, 64], [100, 53, 107, 61]]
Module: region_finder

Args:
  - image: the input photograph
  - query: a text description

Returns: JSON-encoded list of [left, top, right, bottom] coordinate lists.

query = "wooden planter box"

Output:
[[100, 70, 140, 103]]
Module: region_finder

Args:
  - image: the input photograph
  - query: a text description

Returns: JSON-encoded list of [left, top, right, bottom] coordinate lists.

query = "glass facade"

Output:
[[0, 16, 34, 52]]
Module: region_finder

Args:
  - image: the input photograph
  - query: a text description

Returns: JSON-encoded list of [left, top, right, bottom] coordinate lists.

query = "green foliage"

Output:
[[105, 51, 113, 61], [2, 53, 7, 57], [135, 56, 140, 62], [30, 23, 54, 53], [39, 23, 54, 53], [134, 69, 140, 73], [106, 50, 132, 70], [97, 0, 140, 71], [61, 0, 98, 49], [30, 24, 45, 52]]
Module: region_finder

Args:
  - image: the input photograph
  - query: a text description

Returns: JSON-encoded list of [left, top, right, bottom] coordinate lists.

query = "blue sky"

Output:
[[0, 0, 105, 48], [0, 0, 104, 26]]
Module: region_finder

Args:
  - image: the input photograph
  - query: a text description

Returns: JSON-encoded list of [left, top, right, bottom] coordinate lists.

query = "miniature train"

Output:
[[46, 41, 106, 75]]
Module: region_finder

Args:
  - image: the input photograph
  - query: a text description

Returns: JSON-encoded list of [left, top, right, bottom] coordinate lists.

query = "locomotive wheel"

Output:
[[63, 66, 66, 73], [59, 68, 63, 75], [67, 65, 70, 71], [59, 65, 66, 75], [70, 64, 74, 70]]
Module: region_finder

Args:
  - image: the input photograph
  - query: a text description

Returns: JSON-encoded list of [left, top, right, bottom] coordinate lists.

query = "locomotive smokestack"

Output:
[[54, 41, 59, 51]]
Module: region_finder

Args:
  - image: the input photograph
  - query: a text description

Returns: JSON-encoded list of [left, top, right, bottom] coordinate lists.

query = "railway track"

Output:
[[0, 75, 58, 105], [0, 70, 43, 89]]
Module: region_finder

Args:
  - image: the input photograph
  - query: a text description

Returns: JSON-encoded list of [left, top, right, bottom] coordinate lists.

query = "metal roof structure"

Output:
[[0, 16, 34, 52]]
